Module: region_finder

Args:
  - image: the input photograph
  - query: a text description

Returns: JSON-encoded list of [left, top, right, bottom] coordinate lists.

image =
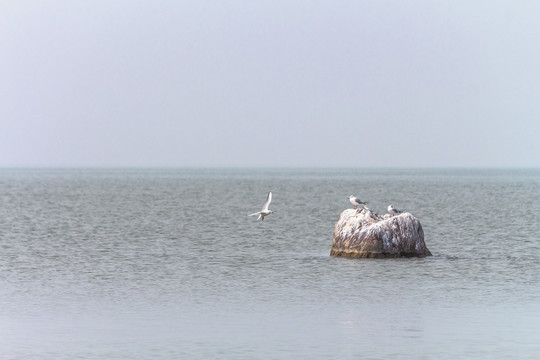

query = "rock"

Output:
[[330, 208, 431, 258]]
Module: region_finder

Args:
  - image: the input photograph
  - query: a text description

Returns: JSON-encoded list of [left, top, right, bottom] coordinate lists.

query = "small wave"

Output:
[[429, 254, 540, 261]]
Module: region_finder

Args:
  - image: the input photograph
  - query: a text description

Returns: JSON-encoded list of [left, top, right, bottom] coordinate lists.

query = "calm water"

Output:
[[1, 168, 539, 359]]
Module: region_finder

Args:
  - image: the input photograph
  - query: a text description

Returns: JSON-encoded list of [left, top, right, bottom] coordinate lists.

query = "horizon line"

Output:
[[1, 165, 539, 170]]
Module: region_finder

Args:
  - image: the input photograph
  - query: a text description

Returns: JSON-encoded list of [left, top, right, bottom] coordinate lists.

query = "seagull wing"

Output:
[[261, 191, 272, 211], [354, 197, 366, 205], [389, 206, 401, 213], [248, 212, 260, 217]]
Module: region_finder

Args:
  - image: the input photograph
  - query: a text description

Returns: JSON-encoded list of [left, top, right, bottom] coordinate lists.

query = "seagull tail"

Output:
[[248, 212, 260, 217]]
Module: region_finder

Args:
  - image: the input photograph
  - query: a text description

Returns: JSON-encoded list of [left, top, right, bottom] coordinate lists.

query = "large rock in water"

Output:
[[331, 208, 431, 258]]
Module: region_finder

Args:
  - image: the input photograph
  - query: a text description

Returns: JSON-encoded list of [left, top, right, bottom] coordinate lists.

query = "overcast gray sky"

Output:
[[1, 1, 539, 168]]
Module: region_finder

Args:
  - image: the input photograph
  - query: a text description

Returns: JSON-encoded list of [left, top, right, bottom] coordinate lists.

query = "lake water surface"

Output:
[[1, 168, 539, 359]]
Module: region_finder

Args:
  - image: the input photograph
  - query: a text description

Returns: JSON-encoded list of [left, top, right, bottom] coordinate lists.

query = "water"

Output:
[[1, 168, 539, 359]]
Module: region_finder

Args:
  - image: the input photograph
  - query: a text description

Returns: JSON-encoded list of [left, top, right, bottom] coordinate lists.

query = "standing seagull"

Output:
[[349, 195, 367, 209], [248, 192, 273, 221], [387, 205, 402, 216]]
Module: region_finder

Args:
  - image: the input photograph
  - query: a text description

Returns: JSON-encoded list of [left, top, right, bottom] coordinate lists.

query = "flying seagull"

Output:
[[248, 192, 273, 221], [388, 205, 402, 216], [349, 195, 367, 209]]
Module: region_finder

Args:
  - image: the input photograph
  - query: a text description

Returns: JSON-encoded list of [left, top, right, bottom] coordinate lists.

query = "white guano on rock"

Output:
[[331, 208, 432, 258]]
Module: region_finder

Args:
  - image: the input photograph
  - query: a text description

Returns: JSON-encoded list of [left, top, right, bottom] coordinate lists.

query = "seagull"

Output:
[[248, 192, 273, 221], [349, 195, 367, 209], [388, 205, 402, 216]]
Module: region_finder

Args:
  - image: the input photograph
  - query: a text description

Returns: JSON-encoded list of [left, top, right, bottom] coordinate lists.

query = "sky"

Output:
[[1, 0, 539, 168]]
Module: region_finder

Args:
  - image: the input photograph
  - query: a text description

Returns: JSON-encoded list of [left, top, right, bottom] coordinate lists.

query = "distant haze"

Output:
[[1, 1, 539, 168]]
